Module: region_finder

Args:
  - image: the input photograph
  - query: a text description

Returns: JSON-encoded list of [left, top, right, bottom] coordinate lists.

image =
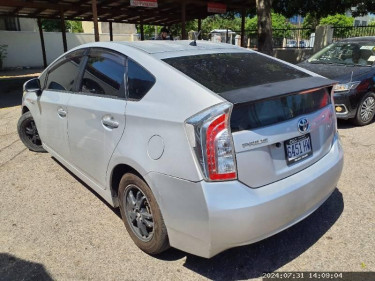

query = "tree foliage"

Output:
[[245, 13, 291, 30], [319, 14, 354, 27], [41, 19, 83, 33]]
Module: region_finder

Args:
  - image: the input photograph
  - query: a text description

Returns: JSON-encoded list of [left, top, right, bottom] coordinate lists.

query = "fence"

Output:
[[332, 25, 375, 41], [206, 27, 315, 49]]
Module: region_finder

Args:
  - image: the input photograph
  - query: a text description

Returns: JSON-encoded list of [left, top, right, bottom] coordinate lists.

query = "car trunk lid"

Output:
[[226, 79, 336, 188]]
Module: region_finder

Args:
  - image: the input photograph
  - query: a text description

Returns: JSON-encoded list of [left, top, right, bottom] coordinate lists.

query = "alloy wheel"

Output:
[[24, 119, 42, 146], [124, 185, 154, 242], [360, 96, 375, 123]]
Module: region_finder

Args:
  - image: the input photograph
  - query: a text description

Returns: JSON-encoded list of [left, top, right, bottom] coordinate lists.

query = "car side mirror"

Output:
[[24, 78, 42, 96]]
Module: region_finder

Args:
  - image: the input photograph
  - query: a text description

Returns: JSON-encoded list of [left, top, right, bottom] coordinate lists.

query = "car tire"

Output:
[[17, 111, 46, 152], [351, 92, 375, 126], [118, 173, 169, 255]]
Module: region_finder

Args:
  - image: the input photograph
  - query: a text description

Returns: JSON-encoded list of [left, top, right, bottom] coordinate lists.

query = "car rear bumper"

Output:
[[145, 134, 344, 258]]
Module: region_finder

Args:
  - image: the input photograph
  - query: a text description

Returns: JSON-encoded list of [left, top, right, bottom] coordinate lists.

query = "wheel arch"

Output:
[[22, 106, 30, 114], [110, 163, 147, 206]]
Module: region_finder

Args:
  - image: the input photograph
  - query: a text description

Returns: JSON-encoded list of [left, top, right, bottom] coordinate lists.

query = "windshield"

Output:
[[308, 41, 375, 66], [163, 52, 309, 93]]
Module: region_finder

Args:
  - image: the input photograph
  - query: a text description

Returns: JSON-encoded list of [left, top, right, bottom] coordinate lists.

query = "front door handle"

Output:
[[102, 115, 119, 129], [57, 108, 67, 118]]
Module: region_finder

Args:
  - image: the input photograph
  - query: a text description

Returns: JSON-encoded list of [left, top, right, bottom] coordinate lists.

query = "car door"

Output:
[[67, 48, 127, 189], [38, 49, 86, 160]]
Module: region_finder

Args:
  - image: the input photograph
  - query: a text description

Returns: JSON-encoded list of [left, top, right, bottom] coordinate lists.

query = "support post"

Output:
[[92, 0, 99, 42], [109, 21, 113, 41], [37, 18, 47, 68], [60, 10, 67, 52], [241, 9, 246, 47], [198, 18, 202, 40], [181, 1, 186, 39], [140, 21, 144, 41]]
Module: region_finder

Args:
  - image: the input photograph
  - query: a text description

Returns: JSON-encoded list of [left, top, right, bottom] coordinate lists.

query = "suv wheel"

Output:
[[352, 93, 375, 126], [118, 173, 169, 255], [17, 111, 46, 152]]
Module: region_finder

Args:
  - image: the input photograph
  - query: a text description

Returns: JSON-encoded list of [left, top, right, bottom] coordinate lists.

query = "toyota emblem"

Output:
[[297, 118, 310, 134]]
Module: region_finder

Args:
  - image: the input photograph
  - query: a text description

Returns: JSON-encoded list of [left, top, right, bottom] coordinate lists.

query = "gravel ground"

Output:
[[0, 97, 374, 281]]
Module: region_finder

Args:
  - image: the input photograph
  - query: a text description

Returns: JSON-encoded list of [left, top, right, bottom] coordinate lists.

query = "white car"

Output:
[[18, 41, 343, 258]]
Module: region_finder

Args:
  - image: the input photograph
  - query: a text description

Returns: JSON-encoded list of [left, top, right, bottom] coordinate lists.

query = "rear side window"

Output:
[[46, 56, 83, 91], [128, 59, 155, 100], [231, 88, 331, 132], [80, 49, 126, 98], [163, 52, 309, 93]]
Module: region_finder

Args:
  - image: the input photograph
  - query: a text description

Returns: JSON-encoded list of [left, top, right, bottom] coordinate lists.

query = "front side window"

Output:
[[128, 59, 155, 100], [46, 53, 83, 91], [80, 49, 126, 98]]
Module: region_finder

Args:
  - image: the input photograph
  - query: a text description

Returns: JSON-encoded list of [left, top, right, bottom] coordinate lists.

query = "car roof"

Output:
[[339, 36, 375, 43], [113, 40, 241, 54]]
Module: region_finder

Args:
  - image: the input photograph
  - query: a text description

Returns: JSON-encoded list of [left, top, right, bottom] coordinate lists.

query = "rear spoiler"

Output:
[[219, 76, 337, 104]]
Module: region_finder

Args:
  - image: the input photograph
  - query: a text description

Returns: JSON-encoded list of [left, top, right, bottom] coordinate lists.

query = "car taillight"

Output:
[[185, 103, 237, 181]]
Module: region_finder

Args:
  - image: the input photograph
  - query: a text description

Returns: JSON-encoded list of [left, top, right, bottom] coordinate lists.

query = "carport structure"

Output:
[[0, 0, 254, 67]]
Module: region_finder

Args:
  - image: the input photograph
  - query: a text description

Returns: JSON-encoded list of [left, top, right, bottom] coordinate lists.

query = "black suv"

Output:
[[299, 37, 375, 126]]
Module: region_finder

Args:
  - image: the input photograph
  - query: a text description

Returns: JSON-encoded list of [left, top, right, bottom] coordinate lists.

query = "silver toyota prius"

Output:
[[18, 40, 344, 258]]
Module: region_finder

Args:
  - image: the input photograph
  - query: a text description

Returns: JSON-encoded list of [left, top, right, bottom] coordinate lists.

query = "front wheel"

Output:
[[351, 92, 375, 126], [17, 111, 46, 152], [118, 173, 169, 255]]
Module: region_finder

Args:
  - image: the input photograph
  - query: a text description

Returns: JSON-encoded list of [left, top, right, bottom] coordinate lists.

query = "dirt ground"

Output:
[[0, 91, 374, 281]]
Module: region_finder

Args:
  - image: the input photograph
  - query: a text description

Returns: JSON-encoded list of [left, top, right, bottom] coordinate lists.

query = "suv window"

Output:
[[46, 55, 83, 91], [163, 52, 309, 93], [128, 59, 155, 100], [80, 49, 126, 98]]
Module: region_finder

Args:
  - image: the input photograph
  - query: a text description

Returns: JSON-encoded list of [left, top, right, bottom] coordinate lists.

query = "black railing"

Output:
[[207, 27, 315, 49], [332, 25, 375, 41]]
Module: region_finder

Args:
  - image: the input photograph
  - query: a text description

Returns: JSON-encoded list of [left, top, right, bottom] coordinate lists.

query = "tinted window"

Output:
[[46, 56, 83, 91], [163, 52, 309, 93], [128, 59, 155, 100], [80, 49, 126, 98], [231, 88, 331, 132]]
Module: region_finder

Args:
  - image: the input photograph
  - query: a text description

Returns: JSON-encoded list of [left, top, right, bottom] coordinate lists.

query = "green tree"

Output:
[[246, 13, 291, 37], [319, 14, 354, 38], [41, 19, 83, 33], [319, 14, 354, 26]]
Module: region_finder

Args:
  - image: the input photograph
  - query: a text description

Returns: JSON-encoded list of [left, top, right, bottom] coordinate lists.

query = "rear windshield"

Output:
[[163, 52, 309, 93], [231, 88, 331, 132]]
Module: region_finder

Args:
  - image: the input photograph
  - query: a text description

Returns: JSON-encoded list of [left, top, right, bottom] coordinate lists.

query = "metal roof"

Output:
[[0, 0, 255, 25]]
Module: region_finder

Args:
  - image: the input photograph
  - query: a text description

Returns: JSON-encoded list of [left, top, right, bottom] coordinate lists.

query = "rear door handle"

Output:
[[102, 115, 119, 129], [57, 108, 67, 118]]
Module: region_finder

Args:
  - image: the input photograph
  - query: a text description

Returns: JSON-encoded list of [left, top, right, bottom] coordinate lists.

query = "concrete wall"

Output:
[[0, 31, 137, 68], [19, 18, 38, 32], [273, 48, 313, 64]]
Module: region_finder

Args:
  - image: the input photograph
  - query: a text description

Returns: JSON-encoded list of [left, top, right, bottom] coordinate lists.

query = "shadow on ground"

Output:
[[337, 118, 374, 129], [52, 157, 343, 280], [0, 253, 53, 281], [0, 79, 25, 108]]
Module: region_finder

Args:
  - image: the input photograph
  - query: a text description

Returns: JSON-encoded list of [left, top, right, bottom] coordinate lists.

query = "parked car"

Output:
[[298, 36, 375, 125], [18, 41, 343, 258], [286, 40, 297, 48]]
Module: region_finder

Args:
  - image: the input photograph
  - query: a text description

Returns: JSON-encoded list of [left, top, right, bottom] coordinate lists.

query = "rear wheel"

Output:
[[351, 92, 375, 126], [118, 173, 169, 255], [17, 111, 46, 152]]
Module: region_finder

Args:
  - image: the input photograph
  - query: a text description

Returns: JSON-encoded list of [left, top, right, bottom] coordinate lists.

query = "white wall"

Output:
[[0, 30, 137, 68]]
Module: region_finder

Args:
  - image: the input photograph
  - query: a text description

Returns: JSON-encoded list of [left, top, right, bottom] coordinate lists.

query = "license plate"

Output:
[[284, 133, 313, 165]]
